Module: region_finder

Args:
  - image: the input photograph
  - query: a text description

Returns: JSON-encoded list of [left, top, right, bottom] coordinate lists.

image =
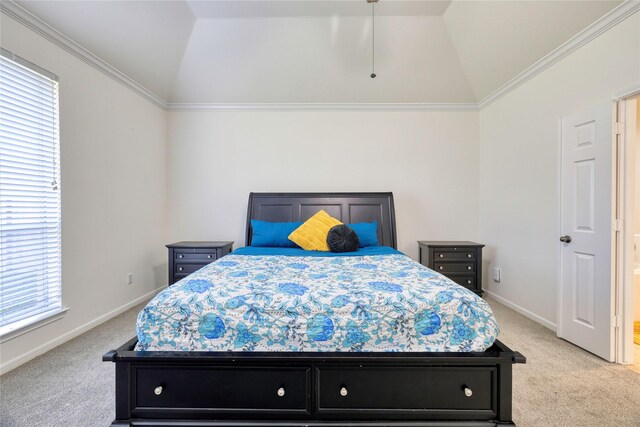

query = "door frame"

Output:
[[614, 83, 640, 365]]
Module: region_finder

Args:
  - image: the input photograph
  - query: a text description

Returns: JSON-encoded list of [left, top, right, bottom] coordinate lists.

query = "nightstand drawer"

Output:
[[418, 241, 484, 297], [167, 241, 233, 286], [174, 263, 208, 275], [174, 250, 217, 262], [173, 273, 189, 283], [434, 250, 475, 261], [434, 262, 475, 273], [444, 274, 475, 289]]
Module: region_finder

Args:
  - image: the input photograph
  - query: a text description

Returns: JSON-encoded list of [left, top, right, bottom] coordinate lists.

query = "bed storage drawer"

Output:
[[134, 366, 310, 415], [316, 366, 496, 415], [106, 336, 524, 426]]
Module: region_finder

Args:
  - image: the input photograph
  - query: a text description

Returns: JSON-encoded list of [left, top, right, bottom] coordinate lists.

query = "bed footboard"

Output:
[[103, 339, 525, 426]]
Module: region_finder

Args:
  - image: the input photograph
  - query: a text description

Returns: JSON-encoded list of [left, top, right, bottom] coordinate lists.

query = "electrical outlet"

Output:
[[492, 268, 501, 283], [128, 273, 134, 285]]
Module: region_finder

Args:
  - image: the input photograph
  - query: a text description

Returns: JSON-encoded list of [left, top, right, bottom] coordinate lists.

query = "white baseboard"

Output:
[[484, 290, 557, 332], [0, 287, 165, 375]]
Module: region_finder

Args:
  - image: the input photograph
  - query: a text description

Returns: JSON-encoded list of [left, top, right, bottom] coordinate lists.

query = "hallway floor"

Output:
[[630, 343, 640, 374]]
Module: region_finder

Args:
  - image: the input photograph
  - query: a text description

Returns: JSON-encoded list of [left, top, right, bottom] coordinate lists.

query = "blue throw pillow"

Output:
[[348, 222, 379, 247], [250, 220, 303, 247]]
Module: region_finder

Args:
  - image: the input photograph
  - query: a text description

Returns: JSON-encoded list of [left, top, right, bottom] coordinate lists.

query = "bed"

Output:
[[103, 192, 525, 426]]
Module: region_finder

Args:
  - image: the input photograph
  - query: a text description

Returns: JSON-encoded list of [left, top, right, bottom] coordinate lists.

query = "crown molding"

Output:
[[2, 0, 637, 112], [478, 0, 640, 109], [0, 1, 168, 109], [1, 0, 475, 112], [166, 102, 479, 112]]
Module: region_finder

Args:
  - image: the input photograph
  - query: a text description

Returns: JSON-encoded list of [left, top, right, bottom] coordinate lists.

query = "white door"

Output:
[[559, 103, 615, 361]]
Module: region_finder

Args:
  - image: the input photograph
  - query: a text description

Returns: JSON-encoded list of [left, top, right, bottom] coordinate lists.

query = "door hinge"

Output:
[[613, 219, 623, 231], [615, 121, 624, 135], [612, 315, 622, 329]]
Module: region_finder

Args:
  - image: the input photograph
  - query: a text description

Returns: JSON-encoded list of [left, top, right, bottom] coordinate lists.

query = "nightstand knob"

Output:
[[207, 255, 212, 259], [467, 280, 472, 284], [178, 254, 184, 258], [178, 267, 183, 272], [467, 254, 472, 258], [439, 254, 444, 258], [154, 386, 163, 395], [439, 266, 443, 270], [467, 266, 472, 270], [340, 387, 348, 397], [277, 387, 285, 397], [464, 387, 473, 397]]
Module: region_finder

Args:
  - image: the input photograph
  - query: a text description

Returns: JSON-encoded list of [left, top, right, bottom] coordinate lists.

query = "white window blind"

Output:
[[0, 49, 61, 337]]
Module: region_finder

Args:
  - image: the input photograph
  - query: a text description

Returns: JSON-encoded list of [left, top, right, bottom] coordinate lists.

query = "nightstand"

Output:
[[418, 241, 485, 297], [167, 241, 233, 285]]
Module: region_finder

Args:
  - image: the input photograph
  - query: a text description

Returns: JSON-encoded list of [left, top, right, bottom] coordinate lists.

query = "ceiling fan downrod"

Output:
[[368, 0, 378, 78]]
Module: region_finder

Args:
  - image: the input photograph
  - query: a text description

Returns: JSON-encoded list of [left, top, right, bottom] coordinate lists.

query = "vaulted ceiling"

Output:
[[8, 0, 624, 105]]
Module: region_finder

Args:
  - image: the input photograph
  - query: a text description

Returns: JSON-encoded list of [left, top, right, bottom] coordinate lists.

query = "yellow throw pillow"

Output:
[[288, 210, 343, 251]]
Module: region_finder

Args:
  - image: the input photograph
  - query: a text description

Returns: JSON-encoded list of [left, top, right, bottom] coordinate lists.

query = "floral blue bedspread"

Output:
[[136, 250, 499, 352]]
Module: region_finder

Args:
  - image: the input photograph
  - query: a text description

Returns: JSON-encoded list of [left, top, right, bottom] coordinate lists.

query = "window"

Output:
[[0, 49, 62, 338]]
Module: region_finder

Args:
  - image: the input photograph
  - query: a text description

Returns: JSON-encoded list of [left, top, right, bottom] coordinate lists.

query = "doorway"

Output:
[[559, 85, 640, 367], [619, 94, 640, 372]]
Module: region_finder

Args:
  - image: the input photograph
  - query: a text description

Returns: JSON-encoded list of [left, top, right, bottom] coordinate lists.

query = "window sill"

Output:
[[0, 307, 69, 344]]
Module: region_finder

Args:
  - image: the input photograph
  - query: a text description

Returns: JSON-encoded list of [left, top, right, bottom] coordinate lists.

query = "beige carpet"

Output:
[[0, 298, 639, 426], [490, 299, 640, 426]]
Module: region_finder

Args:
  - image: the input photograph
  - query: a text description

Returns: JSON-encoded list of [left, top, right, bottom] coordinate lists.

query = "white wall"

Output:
[[0, 14, 168, 372], [478, 12, 640, 329], [168, 110, 480, 259]]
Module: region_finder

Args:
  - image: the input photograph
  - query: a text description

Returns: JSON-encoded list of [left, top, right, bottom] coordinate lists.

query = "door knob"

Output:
[[559, 235, 572, 243]]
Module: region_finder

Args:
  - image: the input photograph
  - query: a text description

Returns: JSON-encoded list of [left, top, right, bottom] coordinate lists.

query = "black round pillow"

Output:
[[327, 224, 360, 253]]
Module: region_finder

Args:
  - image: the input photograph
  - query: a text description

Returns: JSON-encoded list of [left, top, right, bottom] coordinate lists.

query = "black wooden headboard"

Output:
[[246, 192, 397, 249]]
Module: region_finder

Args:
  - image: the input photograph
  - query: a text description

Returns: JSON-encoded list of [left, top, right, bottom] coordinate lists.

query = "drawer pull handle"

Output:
[[467, 266, 472, 270], [467, 280, 472, 284], [178, 254, 183, 258], [178, 267, 183, 272], [277, 387, 285, 397], [207, 255, 212, 259], [464, 387, 473, 397], [439, 254, 444, 258], [439, 266, 443, 270], [154, 386, 163, 395], [467, 254, 472, 258], [340, 387, 348, 397]]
